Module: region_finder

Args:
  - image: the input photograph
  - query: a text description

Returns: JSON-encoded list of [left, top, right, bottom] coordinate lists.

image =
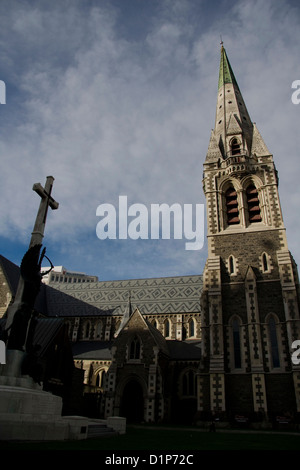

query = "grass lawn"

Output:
[[0, 425, 299, 451]]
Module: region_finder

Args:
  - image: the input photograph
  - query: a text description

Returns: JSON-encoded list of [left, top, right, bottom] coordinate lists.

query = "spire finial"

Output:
[[220, 35, 224, 48]]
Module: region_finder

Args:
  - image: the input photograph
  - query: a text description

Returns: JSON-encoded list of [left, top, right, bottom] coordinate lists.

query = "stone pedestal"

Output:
[[0, 350, 88, 441]]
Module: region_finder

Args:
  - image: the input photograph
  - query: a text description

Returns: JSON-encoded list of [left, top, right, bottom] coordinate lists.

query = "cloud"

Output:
[[0, 0, 299, 280]]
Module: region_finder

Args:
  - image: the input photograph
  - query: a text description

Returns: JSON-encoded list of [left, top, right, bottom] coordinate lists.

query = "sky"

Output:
[[0, 0, 300, 281]]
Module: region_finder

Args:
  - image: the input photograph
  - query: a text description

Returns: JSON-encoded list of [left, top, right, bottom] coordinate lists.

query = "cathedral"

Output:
[[1, 45, 300, 428]]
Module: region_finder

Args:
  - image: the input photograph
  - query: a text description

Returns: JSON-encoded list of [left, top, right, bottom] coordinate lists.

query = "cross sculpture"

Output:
[[30, 176, 59, 248], [5, 176, 59, 358]]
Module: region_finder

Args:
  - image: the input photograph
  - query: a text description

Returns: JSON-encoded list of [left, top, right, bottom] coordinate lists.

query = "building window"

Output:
[[83, 321, 91, 340], [246, 184, 262, 223], [129, 336, 141, 360], [95, 321, 102, 339], [232, 318, 242, 369], [262, 253, 268, 272], [268, 317, 280, 368], [262, 253, 269, 273], [188, 318, 195, 337], [182, 370, 197, 397], [229, 255, 235, 275], [96, 369, 106, 388], [225, 187, 240, 225], [231, 138, 240, 155], [164, 319, 171, 338]]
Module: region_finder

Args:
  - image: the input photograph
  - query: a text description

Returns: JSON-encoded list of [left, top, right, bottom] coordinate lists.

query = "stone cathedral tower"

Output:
[[200, 45, 300, 425]]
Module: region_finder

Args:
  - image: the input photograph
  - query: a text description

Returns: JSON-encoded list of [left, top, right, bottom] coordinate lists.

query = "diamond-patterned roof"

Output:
[[50, 274, 203, 316]]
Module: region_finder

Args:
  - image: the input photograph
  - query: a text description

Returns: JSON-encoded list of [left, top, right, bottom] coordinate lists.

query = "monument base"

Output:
[[0, 350, 123, 441], [0, 384, 89, 441], [0, 350, 89, 441]]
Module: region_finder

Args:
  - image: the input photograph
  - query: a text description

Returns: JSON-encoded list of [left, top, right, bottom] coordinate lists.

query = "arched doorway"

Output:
[[120, 379, 144, 423]]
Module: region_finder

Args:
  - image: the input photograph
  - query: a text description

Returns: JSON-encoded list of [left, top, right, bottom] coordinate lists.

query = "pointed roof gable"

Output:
[[245, 265, 257, 282], [115, 291, 133, 336], [251, 122, 272, 156], [205, 130, 223, 162], [226, 113, 242, 136], [115, 307, 169, 357]]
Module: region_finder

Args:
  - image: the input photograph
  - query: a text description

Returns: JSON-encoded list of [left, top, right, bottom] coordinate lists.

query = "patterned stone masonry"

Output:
[[245, 268, 265, 372], [197, 374, 204, 412], [203, 169, 219, 235], [210, 373, 225, 412], [277, 250, 300, 345], [147, 364, 157, 422], [293, 372, 300, 412], [252, 374, 267, 413], [264, 163, 283, 228], [104, 362, 117, 418]]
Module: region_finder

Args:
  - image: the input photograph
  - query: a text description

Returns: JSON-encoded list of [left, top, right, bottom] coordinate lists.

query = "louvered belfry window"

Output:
[[246, 184, 261, 222], [225, 187, 240, 225]]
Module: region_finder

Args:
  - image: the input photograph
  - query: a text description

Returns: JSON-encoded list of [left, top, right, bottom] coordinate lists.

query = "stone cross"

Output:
[[4, 176, 59, 355], [30, 176, 59, 247]]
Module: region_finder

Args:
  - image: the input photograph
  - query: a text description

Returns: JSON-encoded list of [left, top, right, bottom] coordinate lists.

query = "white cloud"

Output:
[[0, 0, 299, 279]]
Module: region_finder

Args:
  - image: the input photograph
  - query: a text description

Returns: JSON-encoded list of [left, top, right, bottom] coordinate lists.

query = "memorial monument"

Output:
[[0, 176, 89, 441], [4, 176, 58, 380]]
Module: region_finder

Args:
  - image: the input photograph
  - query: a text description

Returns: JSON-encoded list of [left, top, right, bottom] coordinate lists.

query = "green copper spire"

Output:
[[218, 46, 239, 90]]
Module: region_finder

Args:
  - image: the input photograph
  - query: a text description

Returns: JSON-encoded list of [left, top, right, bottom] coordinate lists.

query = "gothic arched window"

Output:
[[231, 138, 240, 155], [232, 318, 242, 369], [262, 253, 269, 272], [182, 370, 197, 396], [188, 318, 195, 337], [83, 321, 91, 340], [229, 255, 235, 274], [268, 317, 280, 368], [129, 336, 141, 360], [95, 321, 102, 339], [225, 187, 240, 225], [246, 184, 262, 223], [164, 319, 170, 338]]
